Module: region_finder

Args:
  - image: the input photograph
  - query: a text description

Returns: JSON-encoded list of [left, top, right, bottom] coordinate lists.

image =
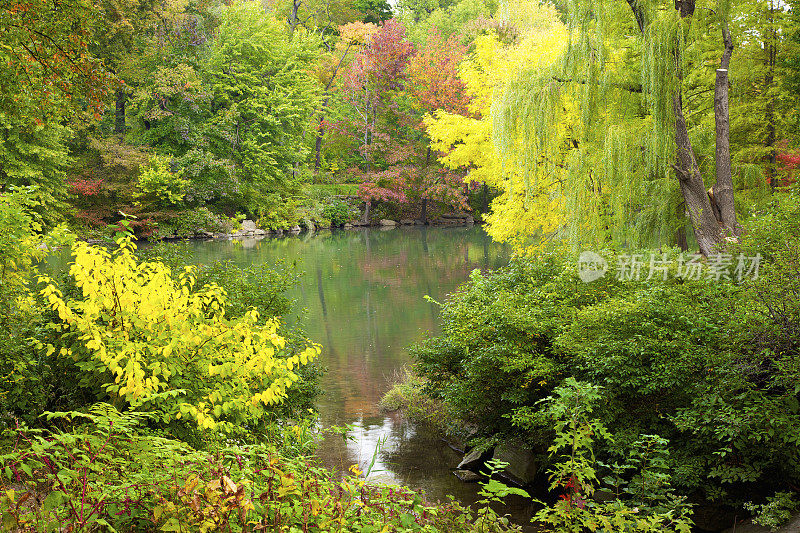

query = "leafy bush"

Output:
[[304, 183, 360, 199], [744, 492, 800, 530], [151, 207, 233, 239], [379, 367, 448, 428], [37, 235, 319, 441], [0, 190, 73, 427], [530, 379, 693, 532], [1, 405, 518, 532], [413, 247, 800, 515], [137, 155, 188, 207], [322, 197, 358, 227]]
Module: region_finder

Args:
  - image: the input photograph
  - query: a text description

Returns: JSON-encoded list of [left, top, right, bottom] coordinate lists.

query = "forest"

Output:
[[2, 0, 800, 531]]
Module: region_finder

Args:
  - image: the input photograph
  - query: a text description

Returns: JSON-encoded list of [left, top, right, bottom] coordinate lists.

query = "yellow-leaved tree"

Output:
[[38, 235, 319, 434], [424, 3, 570, 252]]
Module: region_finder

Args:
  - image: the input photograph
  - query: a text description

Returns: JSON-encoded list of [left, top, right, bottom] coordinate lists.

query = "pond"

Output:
[[178, 225, 538, 526], [53, 225, 536, 525]]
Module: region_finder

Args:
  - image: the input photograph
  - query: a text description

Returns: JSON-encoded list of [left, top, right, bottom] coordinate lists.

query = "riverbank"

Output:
[[193, 214, 477, 241]]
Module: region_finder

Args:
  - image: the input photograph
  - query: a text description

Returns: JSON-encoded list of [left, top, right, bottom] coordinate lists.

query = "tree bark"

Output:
[[288, 0, 301, 37], [711, 17, 738, 236], [673, 91, 722, 256], [362, 200, 371, 224], [764, 0, 778, 190], [420, 198, 428, 224], [624, 0, 729, 255], [712, 67, 738, 235], [314, 97, 330, 171]]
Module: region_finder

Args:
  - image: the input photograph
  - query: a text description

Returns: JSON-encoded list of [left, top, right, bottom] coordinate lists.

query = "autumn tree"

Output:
[[338, 19, 415, 218], [0, 0, 114, 123], [0, 0, 115, 223], [405, 27, 471, 220], [488, 0, 765, 254], [312, 21, 377, 171], [425, 4, 567, 245]]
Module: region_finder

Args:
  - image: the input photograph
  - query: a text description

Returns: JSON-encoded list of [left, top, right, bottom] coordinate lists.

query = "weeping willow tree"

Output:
[[493, 0, 743, 254]]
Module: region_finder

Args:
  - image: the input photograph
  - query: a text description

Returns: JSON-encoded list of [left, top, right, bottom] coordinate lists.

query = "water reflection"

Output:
[[55, 226, 531, 525]]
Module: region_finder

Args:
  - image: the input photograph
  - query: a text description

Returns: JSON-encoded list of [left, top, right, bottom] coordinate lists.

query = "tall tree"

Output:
[[490, 0, 759, 254], [339, 19, 415, 219], [0, 0, 114, 123], [312, 21, 377, 171], [426, 5, 568, 247]]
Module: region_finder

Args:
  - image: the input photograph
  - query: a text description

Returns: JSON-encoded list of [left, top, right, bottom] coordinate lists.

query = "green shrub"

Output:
[[530, 379, 694, 532], [1, 405, 517, 532], [322, 197, 358, 227], [413, 248, 800, 513], [137, 155, 188, 207], [379, 367, 449, 428], [152, 207, 233, 239]]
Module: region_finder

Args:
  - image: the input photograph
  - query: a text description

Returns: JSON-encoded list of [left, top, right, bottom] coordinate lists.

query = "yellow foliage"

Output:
[[424, 5, 571, 253], [39, 235, 320, 432]]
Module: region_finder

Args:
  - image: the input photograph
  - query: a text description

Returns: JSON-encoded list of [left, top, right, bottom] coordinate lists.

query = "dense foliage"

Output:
[[0, 193, 519, 532], [1, 405, 512, 532], [410, 188, 800, 524]]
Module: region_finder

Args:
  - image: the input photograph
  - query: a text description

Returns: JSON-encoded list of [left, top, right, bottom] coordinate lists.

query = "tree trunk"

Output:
[[420, 198, 428, 224], [115, 89, 126, 134], [314, 122, 324, 171], [712, 67, 738, 235], [362, 200, 371, 224], [482, 182, 489, 214], [667, 0, 736, 255], [288, 0, 301, 37], [314, 95, 330, 172], [711, 19, 739, 236], [673, 91, 722, 256], [625, 0, 730, 254], [764, 0, 778, 190]]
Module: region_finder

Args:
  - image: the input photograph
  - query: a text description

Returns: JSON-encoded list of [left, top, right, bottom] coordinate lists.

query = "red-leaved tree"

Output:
[[339, 19, 415, 219]]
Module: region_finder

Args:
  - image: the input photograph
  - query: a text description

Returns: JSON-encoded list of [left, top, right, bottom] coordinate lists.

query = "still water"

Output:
[[181, 225, 539, 521], [58, 225, 536, 523]]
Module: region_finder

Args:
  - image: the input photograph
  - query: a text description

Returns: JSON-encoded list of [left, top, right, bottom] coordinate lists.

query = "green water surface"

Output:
[[179, 226, 529, 513]]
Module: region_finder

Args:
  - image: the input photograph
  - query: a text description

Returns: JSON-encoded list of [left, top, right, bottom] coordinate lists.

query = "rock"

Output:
[[232, 230, 248, 238], [492, 442, 538, 486], [275, 228, 284, 235], [379, 219, 398, 226], [465, 217, 475, 226], [344, 223, 354, 229], [399, 218, 415, 225], [254, 229, 267, 236], [241, 219, 257, 232], [453, 470, 482, 483], [722, 513, 800, 533], [352, 221, 369, 227], [289, 225, 301, 233], [200, 231, 214, 238], [307, 223, 315, 232], [414, 220, 425, 225], [457, 448, 492, 472]]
